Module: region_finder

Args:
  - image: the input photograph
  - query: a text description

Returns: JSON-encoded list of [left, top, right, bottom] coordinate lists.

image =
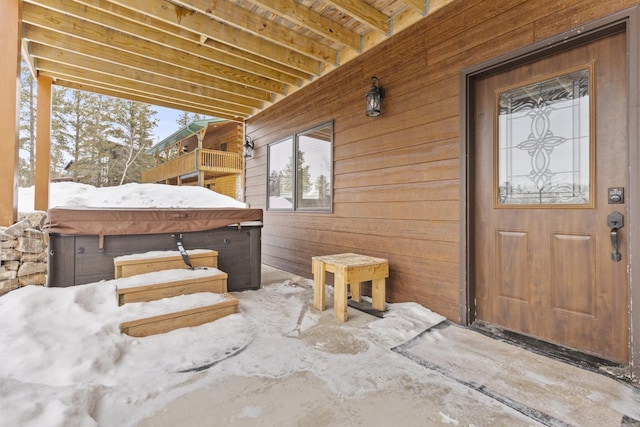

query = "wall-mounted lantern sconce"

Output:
[[365, 76, 384, 117], [243, 136, 254, 158]]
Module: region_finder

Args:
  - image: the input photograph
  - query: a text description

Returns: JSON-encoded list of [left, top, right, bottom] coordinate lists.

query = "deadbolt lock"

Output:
[[608, 187, 624, 204]]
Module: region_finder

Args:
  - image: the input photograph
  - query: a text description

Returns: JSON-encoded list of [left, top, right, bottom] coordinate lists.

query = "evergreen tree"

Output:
[[84, 95, 116, 187], [176, 111, 204, 127], [269, 170, 281, 196], [18, 72, 162, 188], [50, 86, 72, 178], [111, 100, 158, 185], [315, 174, 330, 204], [18, 64, 36, 186], [58, 90, 96, 181], [297, 151, 312, 197]]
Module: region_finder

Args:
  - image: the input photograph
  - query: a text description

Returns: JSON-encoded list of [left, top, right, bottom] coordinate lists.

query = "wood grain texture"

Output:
[[114, 251, 218, 278], [117, 274, 228, 306], [119, 295, 239, 337], [245, 0, 639, 324]]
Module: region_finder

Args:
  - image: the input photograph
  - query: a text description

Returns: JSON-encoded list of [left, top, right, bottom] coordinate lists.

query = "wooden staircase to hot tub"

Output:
[[114, 249, 239, 337]]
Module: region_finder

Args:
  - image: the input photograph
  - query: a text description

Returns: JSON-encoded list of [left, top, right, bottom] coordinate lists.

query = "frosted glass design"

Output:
[[497, 69, 591, 205]]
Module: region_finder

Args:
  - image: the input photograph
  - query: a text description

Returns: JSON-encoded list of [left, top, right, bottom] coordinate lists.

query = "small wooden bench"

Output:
[[312, 253, 388, 322], [114, 249, 218, 278], [115, 268, 228, 306], [119, 293, 239, 337]]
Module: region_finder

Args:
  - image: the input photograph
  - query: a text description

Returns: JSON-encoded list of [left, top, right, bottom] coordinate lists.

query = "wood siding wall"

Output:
[[202, 122, 242, 152], [211, 175, 239, 200], [245, 0, 639, 322]]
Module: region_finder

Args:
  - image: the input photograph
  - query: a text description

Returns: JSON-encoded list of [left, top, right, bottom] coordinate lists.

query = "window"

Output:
[[267, 121, 333, 212], [268, 137, 294, 209], [496, 66, 593, 206]]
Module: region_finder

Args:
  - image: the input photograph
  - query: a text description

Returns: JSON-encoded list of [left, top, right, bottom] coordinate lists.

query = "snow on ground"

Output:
[[6, 183, 638, 426], [0, 278, 443, 427], [2, 183, 444, 426]]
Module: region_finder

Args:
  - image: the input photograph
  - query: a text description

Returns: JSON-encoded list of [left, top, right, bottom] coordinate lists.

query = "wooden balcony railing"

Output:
[[142, 149, 242, 184]]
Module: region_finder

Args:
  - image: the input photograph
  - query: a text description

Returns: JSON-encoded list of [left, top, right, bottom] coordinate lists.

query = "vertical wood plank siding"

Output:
[[245, 0, 639, 322]]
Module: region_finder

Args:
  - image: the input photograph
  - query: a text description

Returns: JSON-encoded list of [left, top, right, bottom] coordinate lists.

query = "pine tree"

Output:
[[111, 100, 158, 185], [18, 77, 162, 188], [58, 90, 96, 182], [176, 111, 204, 127], [78, 95, 115, 186], [50, 86, 72, 178], [315, 174, 330, 204], [18, 64, 36, 186]]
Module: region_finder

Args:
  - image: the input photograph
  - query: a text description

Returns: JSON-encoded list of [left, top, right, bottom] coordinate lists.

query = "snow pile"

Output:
[[18, 182, 246, 212], [1, 182, 443, 426], [0, 277, 443, 427]]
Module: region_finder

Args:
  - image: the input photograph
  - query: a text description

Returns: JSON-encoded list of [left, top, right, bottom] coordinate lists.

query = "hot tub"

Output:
[[45, 207, 263, 291]]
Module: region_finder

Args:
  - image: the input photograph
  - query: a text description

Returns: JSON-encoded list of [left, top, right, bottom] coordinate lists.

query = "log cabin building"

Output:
[[142, 118, 245, 200], [2, 0, 640, 378]]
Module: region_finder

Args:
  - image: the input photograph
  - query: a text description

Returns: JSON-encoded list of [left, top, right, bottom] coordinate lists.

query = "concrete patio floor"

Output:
[[137, 265, 640, 427]]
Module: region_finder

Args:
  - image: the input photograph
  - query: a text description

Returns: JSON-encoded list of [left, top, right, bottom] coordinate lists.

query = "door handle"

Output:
[[607, 211, 624, 262]]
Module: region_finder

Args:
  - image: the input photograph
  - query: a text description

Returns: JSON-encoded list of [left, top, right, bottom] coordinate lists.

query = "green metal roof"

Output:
[[146, 118, 227, 156]]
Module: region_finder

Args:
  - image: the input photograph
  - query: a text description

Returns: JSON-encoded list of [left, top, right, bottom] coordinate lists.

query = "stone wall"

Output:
[[0, 211, 48, 295]]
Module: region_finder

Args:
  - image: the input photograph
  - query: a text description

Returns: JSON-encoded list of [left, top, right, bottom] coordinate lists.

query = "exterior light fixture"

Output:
[[365, 76, 384, 117], [243, 136, 254, 158]]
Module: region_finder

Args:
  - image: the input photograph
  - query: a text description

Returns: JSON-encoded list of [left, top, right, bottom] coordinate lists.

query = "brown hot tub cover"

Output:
[[45, 207, 263, 247]]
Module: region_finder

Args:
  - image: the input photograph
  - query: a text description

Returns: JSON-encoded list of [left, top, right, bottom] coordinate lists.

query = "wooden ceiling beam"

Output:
[[323, 0, 390, 34], [171, 0, 338, 64], [401, 0, 428, 14], [25, 29, 272, 103], [31, 49, 263, 112], [28, 0, 304, 86], [106, 0, 323, 73], [36, 63, 254, 116], [73, 0, 312, 80], [55, 78, 243, 122], [21, 39, 38, 80], [251, 0, 361, 51], [70, 0, 311, 81], [29, 54, 263, 114], [200, 36, 310, 81], [19, 0, 436, 120], [43, 74, 245, 121], [23, 5, 286, 95]]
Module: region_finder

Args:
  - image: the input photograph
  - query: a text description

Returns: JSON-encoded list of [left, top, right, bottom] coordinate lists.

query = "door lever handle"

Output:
[[610, 229, 621, 262], [607, 211, 624, 262]]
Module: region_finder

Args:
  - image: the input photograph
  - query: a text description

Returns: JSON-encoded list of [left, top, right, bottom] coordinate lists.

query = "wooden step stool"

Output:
[[114, 249, 218, 279], [116, 268, 228, 306], [119, 292, 239, 337], [312, 253, 388, 322]]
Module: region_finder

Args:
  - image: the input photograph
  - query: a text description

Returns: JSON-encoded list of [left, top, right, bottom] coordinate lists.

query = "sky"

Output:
[[151, 105, 219, 146], [151, 106, 191, 145]]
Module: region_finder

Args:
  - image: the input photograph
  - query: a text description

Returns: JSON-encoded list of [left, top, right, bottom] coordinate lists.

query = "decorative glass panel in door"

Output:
[[496, 66, 593, 207]]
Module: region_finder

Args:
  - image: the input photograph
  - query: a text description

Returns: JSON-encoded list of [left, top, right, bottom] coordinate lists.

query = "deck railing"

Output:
[[199, 149, 243, 174], [141, 149, 242, 183]]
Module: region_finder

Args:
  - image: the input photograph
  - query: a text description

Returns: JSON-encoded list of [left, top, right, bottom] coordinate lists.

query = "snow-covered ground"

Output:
[[2, 183, 638, 426], [0, 272, 446, 427], [1, 183, 442, 426]]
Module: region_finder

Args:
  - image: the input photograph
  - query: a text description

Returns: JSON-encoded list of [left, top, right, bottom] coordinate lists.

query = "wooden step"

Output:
[[119, 292, 239, 337], [116, 268, 228, 306], [114, 249, 218, 278]]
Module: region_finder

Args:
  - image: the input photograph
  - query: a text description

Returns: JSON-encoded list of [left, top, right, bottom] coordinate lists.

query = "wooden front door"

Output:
[[473, 30, 629, 362]]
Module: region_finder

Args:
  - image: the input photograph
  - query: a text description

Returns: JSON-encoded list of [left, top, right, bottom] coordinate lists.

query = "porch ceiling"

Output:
[[21, 0, 453, 122]]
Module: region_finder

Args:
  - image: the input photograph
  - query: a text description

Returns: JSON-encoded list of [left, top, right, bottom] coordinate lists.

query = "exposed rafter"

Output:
[[20, 0, 439, 120]]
